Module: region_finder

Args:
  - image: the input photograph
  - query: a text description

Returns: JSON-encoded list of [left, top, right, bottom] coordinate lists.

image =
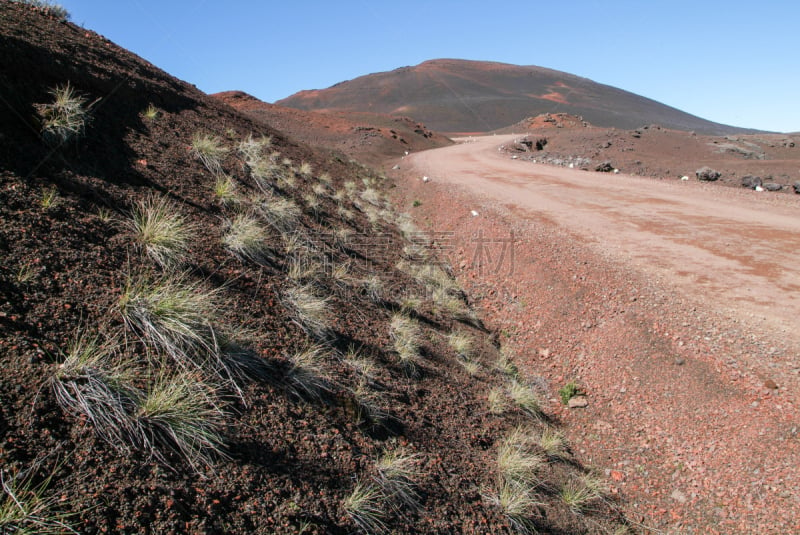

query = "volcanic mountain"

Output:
[[277, 59, 760, 135]]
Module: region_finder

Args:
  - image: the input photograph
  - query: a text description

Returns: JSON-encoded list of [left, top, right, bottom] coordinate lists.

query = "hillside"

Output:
[[277, 59, 762, 135], [213, 91, 452, 167], [0, 3, 629, 534]]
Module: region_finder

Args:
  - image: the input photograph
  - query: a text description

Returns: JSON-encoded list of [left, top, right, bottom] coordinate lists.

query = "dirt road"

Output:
[[401, 135, 800, 533], [410, 134, 800, 339]]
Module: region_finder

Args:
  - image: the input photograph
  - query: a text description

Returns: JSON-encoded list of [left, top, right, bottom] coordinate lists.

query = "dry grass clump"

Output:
[[508, 380, 543, 418], [222, 212, 274, 265], [191, 133, 228, 176], [559, 474, 604, 515], [298, 161, 313, 177], [52, 331, 139, 448], [485, 479, 541, 535], [283, 284, 333, 342], [447, 332, 473, 359], [538, 428, 569, 460], [136, 371, 227, 472], [374, 446, 422, 510], [142, 103, 159, 120], [129, 195, 193, 269], [343, 481, 388, 534], [497, 433, 545, 487], [496, 349, 520, 378], [118, 272, 222, 370], [36, 82, 88, 145], [13, 0, 71, 20], [362, 274, 384, 303], [256, 195, 301, 233], [213, 175, 237, 205], [0, 465, 77, 534], [389, 313, 423, 376], [487, 387, 507, 414], [287, 255, 324, 283], [39, 186, 59, 210]]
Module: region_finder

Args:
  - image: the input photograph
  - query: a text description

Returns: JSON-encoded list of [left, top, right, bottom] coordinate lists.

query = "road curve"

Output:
[[407, 135, 800, 337]]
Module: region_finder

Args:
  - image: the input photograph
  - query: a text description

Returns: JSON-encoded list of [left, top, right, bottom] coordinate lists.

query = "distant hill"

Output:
[[214, 90, 452, 165], [278, 59, 763, 135]]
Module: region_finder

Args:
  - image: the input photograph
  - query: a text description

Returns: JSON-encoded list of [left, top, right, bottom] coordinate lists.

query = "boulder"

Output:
[[741, 175, 762, 189], [595, 161, 614, 172], [793, 181, 800, 194], [764, 182, 782, 192], [696, 166, 721, 181]]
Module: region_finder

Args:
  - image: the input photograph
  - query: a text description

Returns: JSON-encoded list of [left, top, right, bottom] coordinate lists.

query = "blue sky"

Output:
[[60, 0, 799, 132]]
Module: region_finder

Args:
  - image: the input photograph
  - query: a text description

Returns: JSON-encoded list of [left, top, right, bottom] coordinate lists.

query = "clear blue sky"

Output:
[[61, 0, 799, 132]]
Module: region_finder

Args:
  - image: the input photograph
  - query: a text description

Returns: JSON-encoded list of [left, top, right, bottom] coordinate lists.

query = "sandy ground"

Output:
[[398, 135, 800, 533]]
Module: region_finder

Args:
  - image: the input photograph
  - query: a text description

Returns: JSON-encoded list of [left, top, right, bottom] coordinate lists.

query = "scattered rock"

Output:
[[470, 210, 478, 217], [764, 182, 782, 192], [696, 166, 721, 181], [793, 181, 800, 194], [680, 175, 689, 181], [671, 489, 688, 504], [595, 161, 614, 172], [567, 396, 588, 409], [422, 176, 429, 182], [764, 378, 778, 390], [392, 164, 400, 170], [741, 175, 762, 189], [674, 357, 685, 366]]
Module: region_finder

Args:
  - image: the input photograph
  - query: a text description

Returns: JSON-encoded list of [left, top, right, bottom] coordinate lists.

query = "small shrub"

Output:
[[128, 195, 193, 269], [559, 381, 579, 405], [36, 82, 87, 145], [191, 133, 228, 176], [412, 200, 422, 207]]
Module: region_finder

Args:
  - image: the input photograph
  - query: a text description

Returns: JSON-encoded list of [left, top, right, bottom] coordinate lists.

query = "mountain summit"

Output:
[[278, 59, 758, 135]]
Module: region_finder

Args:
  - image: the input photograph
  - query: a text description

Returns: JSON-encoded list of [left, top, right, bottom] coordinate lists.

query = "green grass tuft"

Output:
[[0, 466, 78, 534], [222, 212, 274, 265], [191, 133, 228, 176], [128, 195, 193, 269], [343, 481, 388, 534], [36, 82, 87, 145]]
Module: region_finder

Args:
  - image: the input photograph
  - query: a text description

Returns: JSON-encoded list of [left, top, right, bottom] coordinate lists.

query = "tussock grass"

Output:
[[538, 428, 568, 460], [343, 481, 388, 534], [390, 313, 422, 376], [352, 380, 390, 427], [344, 347, 377, 381], [496, 349, 520, 378], [375, 447, 422, 510], [497, 436, 545, 487], [129, 195, 193, 269], [118, 272, 221, 370], [13, 0, 71, 20], [362, 275, 384, 303], [52, 331, 140, 449], [191, 133, 228, 176], [487, 387, 507, 414], [256, 195, 301, 233], [337, 205, 356, 222], [237, 134, 271, 164], [298, 161, 313, 177], [360, 187, 382, 207], [508, 380, 542, 418], [330, 261, 355, 290], [311, 183, 328, 197], [213, 175, 237, 205], [485, 479, 541, 535], [343, 180, 358, 196], [142, 103, 159, 120], [447, 332, 473, 359], [136, 371, 227, 472], [0, 466, 77, 534], [287, 255, 324, 283], [222, 212, 274, 265], [39, 186, 59, 210], [36, 82, 87, 145], [302, 193, 320, 215], [460, 359, 481, 376], [318, 172, 332, 185], [283, 284, 332, 342], [559, 475, 603, 515]]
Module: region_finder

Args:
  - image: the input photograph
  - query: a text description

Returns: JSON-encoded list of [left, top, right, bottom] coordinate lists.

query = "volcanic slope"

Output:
[[0, 3, 629, 534], [214, 91, 452, 167], [277, 58, 762, 135]]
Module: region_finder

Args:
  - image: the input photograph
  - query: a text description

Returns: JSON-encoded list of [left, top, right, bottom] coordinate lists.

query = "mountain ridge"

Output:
[[278, 58, 765, 135]]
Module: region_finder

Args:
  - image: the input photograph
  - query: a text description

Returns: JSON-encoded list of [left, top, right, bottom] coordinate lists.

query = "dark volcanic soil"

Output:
[[0, 4, 629, 534]]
